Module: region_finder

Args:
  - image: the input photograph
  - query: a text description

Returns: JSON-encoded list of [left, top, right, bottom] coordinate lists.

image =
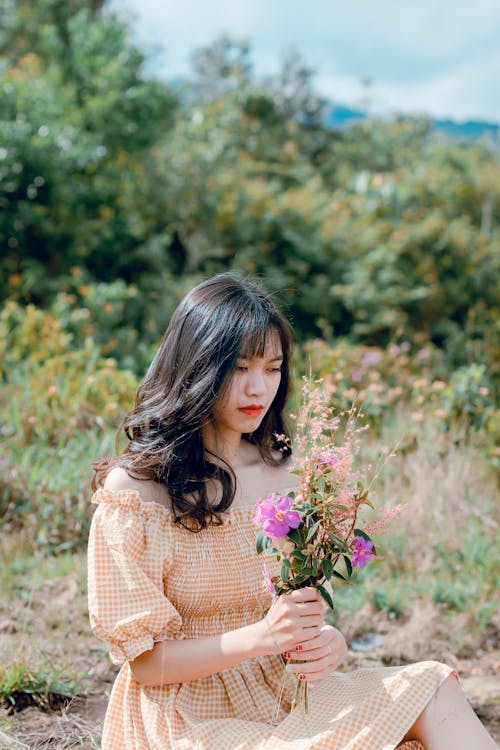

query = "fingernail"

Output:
[[295, 644, 303, 652], [285, 665, 293, 671], [298, 673, 307, 681], [282, 652, 291, 660]]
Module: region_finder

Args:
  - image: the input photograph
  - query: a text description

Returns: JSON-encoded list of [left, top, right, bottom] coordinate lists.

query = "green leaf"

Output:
[[256, 532, 268, 555], [281, 558, 291, 568], [288, 528, 303, 545], [328, 533, 349, 553], [305, 520, 321, 543], [321, 558, 333, 579], [332, 569, 348, 582], [317, 584, 334, 610], [353, 529, 371, 540], [281, 563, 289, 582], [343, 555, 353, 578]]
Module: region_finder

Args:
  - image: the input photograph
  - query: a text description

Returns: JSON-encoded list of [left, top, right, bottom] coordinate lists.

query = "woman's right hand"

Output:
[[254, 587, 325, 657]]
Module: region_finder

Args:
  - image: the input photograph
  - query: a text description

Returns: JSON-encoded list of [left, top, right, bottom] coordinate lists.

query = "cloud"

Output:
[[317, 46, 500, 121], [110, 0, 500, 122]]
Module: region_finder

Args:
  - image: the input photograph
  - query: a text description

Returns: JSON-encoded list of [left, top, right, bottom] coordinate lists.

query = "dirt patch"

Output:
[[3, 646, 499, 748], [1, 575, 498, 749]]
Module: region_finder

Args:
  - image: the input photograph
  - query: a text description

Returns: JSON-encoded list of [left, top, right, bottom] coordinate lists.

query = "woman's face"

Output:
[[212, 331, 283, 440]]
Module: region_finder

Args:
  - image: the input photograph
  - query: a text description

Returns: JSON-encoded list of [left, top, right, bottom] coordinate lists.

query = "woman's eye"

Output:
[[236, 365, 248, 371], [268, 367, 282, 373]]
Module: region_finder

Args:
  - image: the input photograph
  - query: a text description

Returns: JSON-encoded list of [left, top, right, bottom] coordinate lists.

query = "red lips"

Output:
[[238, 405, 264, 416]]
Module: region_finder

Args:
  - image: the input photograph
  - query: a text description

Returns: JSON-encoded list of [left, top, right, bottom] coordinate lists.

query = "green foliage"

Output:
[[300, 337, 498, 447], [332, 422, 499, 638], [1, 5, 498, 377], [0, 0, 178, 304], [0, 301, 137, 550], [0, 658, 80, 713]]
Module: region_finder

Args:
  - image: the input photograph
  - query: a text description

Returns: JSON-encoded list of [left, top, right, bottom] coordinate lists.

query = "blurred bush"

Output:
[[0, 4, 498, 380], [0, 301, 137, 550], [0, 2, 498, 552], [301, 337, 498, 462]]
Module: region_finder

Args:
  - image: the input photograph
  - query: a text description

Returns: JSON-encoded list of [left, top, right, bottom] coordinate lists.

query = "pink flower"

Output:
[[352, 537, 374, 568], [253, 493, 301, 539], [362, 350, 382, 366], [263, 564, 277, 597], [316, 452, 339, 470]]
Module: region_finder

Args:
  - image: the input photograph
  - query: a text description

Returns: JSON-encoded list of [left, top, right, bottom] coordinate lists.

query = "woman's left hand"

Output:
[[283, 624, 347, 682]]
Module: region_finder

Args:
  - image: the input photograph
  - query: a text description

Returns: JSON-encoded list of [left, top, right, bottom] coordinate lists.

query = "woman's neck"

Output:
[[202, 423, 245, 467]]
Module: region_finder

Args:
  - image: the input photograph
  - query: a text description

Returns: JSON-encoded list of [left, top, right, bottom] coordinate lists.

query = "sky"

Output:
[[110, 0, 500, 123]]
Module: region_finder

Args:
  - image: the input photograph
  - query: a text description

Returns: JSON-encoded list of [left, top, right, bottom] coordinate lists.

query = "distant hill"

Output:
[[324, 104, 500, 141]]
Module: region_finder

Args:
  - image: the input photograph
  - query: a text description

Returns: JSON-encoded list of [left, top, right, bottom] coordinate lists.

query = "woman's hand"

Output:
[[283, 623, 347, 682], [255, 587, 325, 657]]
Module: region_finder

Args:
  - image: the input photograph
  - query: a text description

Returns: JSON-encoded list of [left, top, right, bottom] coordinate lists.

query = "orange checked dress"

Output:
[[87, 488, 454, 749]]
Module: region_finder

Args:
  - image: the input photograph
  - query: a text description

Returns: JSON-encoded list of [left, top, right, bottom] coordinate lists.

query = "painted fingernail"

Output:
[[295, 644, 303, 652], [298, 673, 307, 681], [282, 652, 291, 660]]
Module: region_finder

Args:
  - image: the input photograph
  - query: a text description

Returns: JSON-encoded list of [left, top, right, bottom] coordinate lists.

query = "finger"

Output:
[[293, 630, 328, 651], [294, 625, 322, 647], [289, 587, 320, 603], [289, 640, 329, 660], [299, 667, 333, 682], [295, 614, 323, 631], [294, 601, 324, 616], [286, 657, 331, 678]]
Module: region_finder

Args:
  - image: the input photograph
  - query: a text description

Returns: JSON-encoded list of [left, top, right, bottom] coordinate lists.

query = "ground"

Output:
[[0, 571, 498, 749]]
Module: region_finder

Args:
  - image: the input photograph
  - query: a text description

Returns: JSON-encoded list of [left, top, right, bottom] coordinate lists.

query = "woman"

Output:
[[88, 273, 496, 749]]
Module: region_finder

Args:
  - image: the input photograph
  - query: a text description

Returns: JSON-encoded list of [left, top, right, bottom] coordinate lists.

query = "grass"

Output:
[[0, 406, 498, 746], [328, 412, 499, 650], [0, 659, 81, 714]]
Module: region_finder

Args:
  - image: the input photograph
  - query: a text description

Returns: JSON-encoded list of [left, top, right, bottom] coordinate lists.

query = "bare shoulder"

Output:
[[103, 467, 171, 509], [103, 466, 142, 492]]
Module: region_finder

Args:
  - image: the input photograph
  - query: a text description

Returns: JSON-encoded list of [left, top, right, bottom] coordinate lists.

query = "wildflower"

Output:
[[351, 369, 362, 383], [263, 564, 277, 597], [315, 452, 339, 470], [362, 350, 382, 367], [352, 537, 374, 569], [254, 493, 301, 539]]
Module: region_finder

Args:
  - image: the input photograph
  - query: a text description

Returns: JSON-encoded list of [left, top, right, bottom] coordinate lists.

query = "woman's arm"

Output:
[[130, 587, 324, 686]]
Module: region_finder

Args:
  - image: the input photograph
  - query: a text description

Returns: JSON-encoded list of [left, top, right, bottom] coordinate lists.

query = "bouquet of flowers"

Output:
[[253, 378, 402, 720]]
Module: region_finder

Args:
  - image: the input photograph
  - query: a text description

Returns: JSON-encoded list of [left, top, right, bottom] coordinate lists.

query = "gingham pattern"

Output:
[[88, 489, 454, 750]]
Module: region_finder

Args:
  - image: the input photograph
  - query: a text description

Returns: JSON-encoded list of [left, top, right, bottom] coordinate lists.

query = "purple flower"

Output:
[[352, 537, 374, 569], [362, 351, 382, 366], [417, 348, 430, 360], [263, 564, 277, 597], [253, 493, 301, 539], [351, 368, 362, 383], [315, 452, 339, 470]]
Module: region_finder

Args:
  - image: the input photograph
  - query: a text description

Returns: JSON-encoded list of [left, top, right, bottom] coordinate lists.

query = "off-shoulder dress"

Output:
[[87, 488, 454, 749]]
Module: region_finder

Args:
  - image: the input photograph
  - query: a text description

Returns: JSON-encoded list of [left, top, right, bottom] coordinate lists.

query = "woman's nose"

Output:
[[246, 370, 266, 397]]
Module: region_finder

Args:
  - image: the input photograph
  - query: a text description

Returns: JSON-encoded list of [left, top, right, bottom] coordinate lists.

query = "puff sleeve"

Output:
[[87, 489, 184, 666]]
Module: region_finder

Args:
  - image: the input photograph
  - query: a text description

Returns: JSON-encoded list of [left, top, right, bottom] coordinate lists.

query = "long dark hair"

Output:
[[93, 273, 294, 530]]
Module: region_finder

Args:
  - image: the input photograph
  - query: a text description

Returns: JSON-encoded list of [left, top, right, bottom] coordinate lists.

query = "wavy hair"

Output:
[[92, 273, 294, 530]]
